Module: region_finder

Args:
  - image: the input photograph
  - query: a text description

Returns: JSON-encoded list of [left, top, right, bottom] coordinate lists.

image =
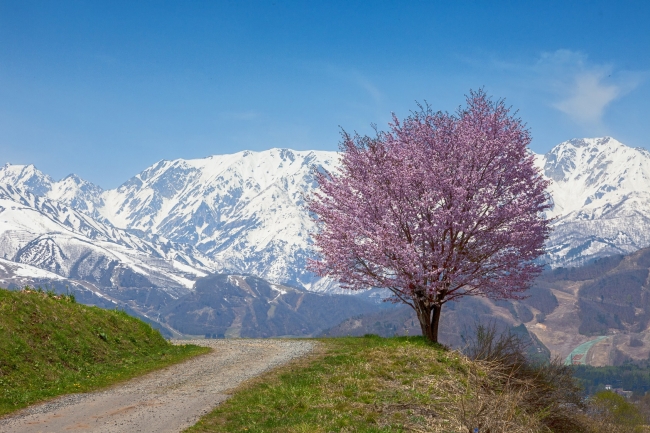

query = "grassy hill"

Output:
[[0, 287, 208, 416], [187, 335, 645, 433]]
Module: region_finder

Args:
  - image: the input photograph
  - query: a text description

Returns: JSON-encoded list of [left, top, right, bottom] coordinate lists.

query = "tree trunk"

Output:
[[413, 300, 443, 343], [431, 304, 442, 343], [415, 301, 442, 343], [414, 300, 430, 340]]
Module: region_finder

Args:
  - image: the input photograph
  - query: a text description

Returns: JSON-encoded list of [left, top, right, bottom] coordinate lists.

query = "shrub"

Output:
[[461, 323, 585, 432], [582, 391, 644, 433]]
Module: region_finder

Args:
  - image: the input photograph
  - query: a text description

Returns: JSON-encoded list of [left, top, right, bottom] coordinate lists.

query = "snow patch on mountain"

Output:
[[94, 148, 340, 288], [0, 257, 66, 280]]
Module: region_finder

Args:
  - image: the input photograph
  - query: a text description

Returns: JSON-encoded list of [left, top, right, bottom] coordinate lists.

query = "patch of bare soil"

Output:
[[528, 283, 593, 361]]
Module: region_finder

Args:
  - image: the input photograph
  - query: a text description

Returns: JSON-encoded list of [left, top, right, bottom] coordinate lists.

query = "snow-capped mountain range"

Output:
[[0, 183, 214, 298], [1, 149, 340, 291], [0, 137, 648, 295]]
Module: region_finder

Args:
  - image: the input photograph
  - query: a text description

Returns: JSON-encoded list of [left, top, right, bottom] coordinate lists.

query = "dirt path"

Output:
[[0, 339, 314, 433]]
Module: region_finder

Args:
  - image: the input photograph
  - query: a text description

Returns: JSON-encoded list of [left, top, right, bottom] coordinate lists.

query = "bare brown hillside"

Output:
[[323, 248, 650, 366]]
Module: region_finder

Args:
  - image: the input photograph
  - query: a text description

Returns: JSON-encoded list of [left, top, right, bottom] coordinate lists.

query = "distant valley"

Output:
[[326, 247, 650, 367]]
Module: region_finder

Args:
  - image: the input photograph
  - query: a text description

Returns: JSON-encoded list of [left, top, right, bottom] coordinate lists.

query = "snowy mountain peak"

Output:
[[535, 137, 650, 267], [542, 137, 623, 181], [540, 137, 650, 218], [0, 163, 54, 197], [61, 173, 91, 185], [0, 164, 106, 221]]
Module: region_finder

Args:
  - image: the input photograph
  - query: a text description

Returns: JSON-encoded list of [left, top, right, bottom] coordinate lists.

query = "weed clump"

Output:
[[444, 323, 582, 432], [455, 324, 645, 433]]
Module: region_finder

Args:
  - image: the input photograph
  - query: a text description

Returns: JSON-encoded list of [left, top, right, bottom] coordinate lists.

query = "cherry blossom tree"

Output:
[[308, 90, 551, 343]]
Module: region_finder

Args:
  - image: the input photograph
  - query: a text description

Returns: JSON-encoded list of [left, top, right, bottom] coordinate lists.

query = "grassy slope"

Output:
[[186, 335, 488, 433], [0, 288, 209, 416]]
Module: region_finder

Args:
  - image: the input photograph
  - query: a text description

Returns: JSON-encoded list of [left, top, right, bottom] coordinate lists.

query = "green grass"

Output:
[[186, 335, 470, 433], [0, 287, 209, 416]]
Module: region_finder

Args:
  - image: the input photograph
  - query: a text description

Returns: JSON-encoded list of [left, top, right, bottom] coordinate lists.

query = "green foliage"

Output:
[[0, 287, 208, 416], [589, 391, 644, 430], [572, 362, 650, 396]]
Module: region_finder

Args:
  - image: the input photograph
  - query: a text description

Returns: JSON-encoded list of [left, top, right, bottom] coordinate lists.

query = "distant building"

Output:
[[571, 354, 584, 365], [614, 389, 633, 399]]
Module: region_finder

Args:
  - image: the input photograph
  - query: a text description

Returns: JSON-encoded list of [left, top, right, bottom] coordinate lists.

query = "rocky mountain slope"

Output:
[[0, 183, 218, 327], [539, 137, 650, 268], [160, 273, 386, 338], [97, 149, 340, 291], [503, 248, 650, 367]]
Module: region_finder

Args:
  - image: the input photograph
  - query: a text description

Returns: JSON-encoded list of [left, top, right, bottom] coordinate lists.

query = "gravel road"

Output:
[[0, 339, 314, 433]]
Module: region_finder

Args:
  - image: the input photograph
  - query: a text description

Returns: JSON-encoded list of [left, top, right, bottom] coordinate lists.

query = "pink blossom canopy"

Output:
[[309, 91, 551, 308]]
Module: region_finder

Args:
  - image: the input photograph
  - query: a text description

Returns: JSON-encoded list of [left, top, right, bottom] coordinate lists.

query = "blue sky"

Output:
[[1, 1, 649, 188]]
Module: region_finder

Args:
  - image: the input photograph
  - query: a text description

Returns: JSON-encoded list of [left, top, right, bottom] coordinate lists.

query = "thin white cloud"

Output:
[[554, 71, 619, 124], [315, 62, 383, 104], [535, 50, 644, 126], [475, 50, 646, 128], [354, 74, 382, 103]]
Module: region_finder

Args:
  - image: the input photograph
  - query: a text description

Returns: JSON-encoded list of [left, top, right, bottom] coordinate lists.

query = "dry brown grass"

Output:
[[425, 360, 547, 432]]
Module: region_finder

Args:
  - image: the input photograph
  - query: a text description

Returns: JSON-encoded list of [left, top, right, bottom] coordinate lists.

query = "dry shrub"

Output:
[[444, 323, 587, 433], [574, 414, 646, 433], [428, 359, 547, 433]]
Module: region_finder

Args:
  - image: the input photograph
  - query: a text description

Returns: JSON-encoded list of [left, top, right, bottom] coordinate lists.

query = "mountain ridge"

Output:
[[0, 183, 216, 310], [2, 137, 649, 290]]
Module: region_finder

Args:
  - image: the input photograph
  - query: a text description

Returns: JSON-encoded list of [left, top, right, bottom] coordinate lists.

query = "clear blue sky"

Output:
[[1, 1, 649, 188]]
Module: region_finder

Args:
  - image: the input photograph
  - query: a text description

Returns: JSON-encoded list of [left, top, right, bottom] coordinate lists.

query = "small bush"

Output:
[[461, 323, 585, 432], [581, 391, 644, 433]]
